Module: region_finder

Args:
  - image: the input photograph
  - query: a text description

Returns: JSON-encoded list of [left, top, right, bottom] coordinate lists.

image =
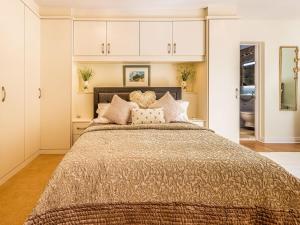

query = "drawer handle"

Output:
[[76, 127, 87, 131], [38, 88, 41, 99], [173, 43, 177, 54], [167, 43, 171, 54], [1, 86, 6, 102]]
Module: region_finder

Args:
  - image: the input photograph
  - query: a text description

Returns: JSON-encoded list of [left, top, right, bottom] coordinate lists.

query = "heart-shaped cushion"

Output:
[[129, 90, 156, 108]]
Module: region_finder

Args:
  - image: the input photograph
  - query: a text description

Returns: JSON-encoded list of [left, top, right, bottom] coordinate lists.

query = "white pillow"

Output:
[[175, 100, 189, 122], [131, 108, 165, 125], [96, 103, 112, 124]]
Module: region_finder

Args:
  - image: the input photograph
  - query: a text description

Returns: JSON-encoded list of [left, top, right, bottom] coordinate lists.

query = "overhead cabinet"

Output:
[[73, 20, 205, 59], [74, 21, 106, 56], [73, 21, 139, 56], [140, 21, 173, 56]]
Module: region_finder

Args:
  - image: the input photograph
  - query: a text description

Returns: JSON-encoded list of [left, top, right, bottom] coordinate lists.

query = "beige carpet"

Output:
[[0, 155, 63, 225]]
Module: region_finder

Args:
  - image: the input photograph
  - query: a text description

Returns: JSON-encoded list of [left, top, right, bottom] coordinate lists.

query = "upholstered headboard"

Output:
[[93, 87, 182, 118]]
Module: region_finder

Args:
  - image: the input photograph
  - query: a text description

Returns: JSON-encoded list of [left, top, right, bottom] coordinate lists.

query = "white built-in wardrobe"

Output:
[[0, 0, 40, 182]]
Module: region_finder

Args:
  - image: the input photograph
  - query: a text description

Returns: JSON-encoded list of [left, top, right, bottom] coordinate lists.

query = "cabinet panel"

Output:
[[41, 19, 72, 150], [173, 21, 205, 56], [25, 7, 40, 159], [208, 19, 240, 142], [140, 22, 172, 56], [74, 21, 106, 56], [0, 0, 25, 178], [107, 21, 139, 56]]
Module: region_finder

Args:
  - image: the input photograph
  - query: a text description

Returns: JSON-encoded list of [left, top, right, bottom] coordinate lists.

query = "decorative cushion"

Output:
[[95, 103, 113, 124], [131, 108, 165, 125], [175, 100, 189, 122], [129, 90, 156, 108], [103, 95, 139, 125], [149, 92, 181, 123]]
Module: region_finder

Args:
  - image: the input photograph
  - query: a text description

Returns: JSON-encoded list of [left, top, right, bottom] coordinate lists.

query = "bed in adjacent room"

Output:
[[25, 87, 300, 225]]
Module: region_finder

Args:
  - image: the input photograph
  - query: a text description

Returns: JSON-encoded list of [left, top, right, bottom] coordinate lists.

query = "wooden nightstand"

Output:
[[189, 118, 206, 127], [72, 119, 92, 144]]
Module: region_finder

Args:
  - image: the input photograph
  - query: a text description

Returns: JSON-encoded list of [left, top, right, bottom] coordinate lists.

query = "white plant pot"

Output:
[[181, 81, 187, 91], [83, 81, 89, 91]]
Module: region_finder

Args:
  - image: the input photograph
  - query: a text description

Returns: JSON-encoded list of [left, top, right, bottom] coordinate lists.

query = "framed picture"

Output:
[[123, 65, 150, 87]]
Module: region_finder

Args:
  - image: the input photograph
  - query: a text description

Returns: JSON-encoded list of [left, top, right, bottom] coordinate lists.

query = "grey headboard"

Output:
[[93, 87, 182, 118]]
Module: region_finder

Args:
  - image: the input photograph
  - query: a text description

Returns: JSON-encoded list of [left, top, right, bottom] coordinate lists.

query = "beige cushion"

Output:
[[149, 92, 181, 123], [129, 90, 156, 108], [131, 108, 165, 125], [103, 95, 138, 125]]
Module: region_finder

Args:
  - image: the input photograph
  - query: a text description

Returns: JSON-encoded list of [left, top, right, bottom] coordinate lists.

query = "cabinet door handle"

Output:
[[38, 88, 41, 99], [173, 43, 176, 54], [107, 43, 111, 54], [101, 43, 105, 54], [167, 43, 171, 54], [1, 86, 6, 102], [235, 88, 239, 99]]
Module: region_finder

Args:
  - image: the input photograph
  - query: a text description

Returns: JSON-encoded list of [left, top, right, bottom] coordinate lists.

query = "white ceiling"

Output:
[[34, 0, 300, 19]]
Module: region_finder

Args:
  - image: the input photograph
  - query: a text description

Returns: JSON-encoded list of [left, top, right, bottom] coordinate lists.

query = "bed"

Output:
[[26, 87, 300, 225]]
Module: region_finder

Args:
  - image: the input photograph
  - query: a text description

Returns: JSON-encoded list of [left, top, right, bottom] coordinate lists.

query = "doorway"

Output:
[[240, 44, 260, 141]]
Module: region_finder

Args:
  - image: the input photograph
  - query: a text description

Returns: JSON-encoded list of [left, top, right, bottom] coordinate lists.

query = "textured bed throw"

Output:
[[25, 123, 300, 225]]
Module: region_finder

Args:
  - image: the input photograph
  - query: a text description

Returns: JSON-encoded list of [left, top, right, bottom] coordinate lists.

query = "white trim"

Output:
[[239, 42, 264, 142], [39, 149, 69, 154], [72, 55, 205, 62], [0, 151, 39, 186], [206, 16, 239, 20], [262, 137, 300, 143]]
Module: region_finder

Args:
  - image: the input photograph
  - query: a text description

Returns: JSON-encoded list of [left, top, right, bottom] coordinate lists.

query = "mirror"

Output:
[[279, 46, 299, 111]]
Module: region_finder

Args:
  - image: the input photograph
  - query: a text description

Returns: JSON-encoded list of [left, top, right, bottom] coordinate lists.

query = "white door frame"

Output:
[[240, 42, 264, 142]]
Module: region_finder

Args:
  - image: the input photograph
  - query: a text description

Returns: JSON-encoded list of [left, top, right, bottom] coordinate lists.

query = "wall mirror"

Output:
[[279, 46, 299, 111]]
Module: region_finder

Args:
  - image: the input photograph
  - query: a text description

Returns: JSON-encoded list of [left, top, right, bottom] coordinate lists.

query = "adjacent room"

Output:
[[0, 0, 300, 224]]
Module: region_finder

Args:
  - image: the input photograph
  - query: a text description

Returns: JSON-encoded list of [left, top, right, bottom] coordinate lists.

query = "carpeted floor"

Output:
[[0, 155, 63, 225]]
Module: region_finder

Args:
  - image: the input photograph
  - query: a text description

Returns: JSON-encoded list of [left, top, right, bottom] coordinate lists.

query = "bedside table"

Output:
[[189, 118, 206, 127], [72, 119, 92, 144]]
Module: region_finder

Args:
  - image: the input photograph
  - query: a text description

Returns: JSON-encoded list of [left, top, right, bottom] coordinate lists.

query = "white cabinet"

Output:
[[74, 21, 106, 56], [107, 21, 139, 56], [140, 22, 173, 56], [41, 19, 72, 150], [208, 19, 240, 142], [173, 21, 205, 56], [0, 0, 25, 178], [25, 7, 40, 159]]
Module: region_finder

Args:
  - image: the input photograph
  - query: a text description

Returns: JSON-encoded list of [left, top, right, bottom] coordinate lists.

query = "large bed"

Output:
[[26, 87, 300, 225]]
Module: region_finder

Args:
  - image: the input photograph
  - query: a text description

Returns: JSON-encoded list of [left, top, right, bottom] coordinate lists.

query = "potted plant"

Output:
[[79, 68, 94, 92], [177, 64, 196, 91]]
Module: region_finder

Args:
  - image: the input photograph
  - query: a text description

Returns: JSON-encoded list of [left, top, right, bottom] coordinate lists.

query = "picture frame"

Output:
[[123, 65, 150, 87]]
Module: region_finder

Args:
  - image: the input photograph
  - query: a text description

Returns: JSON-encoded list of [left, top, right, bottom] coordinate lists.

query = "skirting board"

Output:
[[0, 151, 39, 186], [261, 137, 300, 143], [39, 149, 69, 154]]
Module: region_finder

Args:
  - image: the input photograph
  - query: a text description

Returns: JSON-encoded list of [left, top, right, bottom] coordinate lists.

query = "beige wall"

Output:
[[240, 20, 300, 142], [72, 62, 205, 120]]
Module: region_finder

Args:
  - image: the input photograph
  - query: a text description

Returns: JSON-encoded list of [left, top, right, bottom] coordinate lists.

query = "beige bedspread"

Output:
[[25, 123, 300, 224]]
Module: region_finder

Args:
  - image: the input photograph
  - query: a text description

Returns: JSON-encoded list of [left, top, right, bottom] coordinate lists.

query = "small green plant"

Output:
[[177, 64, 196, 82], [79, 68, 94, 82]]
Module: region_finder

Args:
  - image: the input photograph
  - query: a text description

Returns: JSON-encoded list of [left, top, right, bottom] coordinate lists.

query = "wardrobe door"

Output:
[[41, 19, 72, 151], [73, 21, 107, 56], [25, 7, 40, 159], [107, 21, 139, 56], [0, 0, 25, 178], [208, 19, 240, 142], [140, 21, 173, 56], [173, 21, 205, 56]]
